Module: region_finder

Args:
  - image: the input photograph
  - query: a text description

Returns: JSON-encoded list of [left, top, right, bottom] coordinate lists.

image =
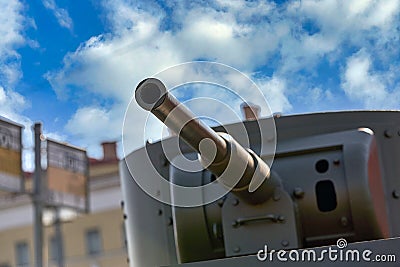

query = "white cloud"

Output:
[[0, 0, 25, 88], [175, 7, 280, 70], [42, 0, 73, 30], [45, 0, 400, 156], [66, 106, 116, 138], [294, 0, 399, 32], [45, 0, 285, 156], [341, 49, 399, 109], [364, 0, 399, 28], [45, 0, 283, 102], [281, 0, 400, 73], [0, 86, 27, 117], [257, 76, 292, 113], [45, 2, 181, 156], [65, 105, 126, 158]]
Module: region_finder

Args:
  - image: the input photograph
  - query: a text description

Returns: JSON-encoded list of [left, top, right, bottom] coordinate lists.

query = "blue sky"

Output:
[[0, 0, 399, 170]]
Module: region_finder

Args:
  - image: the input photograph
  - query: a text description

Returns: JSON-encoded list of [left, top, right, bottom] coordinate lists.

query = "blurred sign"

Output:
[[45, 139, 89, 212], [0, 118, 23, 192]]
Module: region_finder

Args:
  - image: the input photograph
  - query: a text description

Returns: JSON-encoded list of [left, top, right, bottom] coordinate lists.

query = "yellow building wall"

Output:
[[0, 226, 33, 266], [0, 208, 128, 267]]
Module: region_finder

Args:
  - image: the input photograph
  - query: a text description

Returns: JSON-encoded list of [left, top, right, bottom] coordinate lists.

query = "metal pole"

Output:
[[54, 207, 65, 267], [33, 123, 43, 267]]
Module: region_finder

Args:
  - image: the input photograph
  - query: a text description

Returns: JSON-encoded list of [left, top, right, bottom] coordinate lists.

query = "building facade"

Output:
[[0, 142, 128, 267]]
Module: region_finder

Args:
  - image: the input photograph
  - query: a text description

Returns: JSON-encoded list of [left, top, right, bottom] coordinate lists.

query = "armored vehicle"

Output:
[[120, 78, 400, 266]]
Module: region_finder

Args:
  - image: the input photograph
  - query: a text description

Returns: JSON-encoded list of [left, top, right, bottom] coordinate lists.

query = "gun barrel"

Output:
[[135, 78, 273, 201], [135, 78, 228, 163]]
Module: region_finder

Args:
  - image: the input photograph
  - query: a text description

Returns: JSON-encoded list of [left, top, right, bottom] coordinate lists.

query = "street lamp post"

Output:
[[33, 123, 43, 267]]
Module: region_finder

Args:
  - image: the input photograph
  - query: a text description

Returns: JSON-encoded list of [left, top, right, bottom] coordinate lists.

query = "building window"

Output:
[[49, 236, 59, 261], [85, 228, 102, 255], [15, 241, 29, 267]]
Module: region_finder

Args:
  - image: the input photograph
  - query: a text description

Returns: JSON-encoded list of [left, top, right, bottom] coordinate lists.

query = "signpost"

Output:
[[45, 139, 89, 212], [33, 123, 43, 267], [44, 138, 89, 267], [0, 118, 23, 192], [32, 127, 89, 267]]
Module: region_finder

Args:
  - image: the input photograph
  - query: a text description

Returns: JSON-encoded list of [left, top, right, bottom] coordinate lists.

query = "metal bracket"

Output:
[[222, 185, 299, 257]]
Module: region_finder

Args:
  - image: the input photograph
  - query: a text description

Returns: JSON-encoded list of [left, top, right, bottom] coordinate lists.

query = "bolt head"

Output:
[[167, 217, 173, 226], [340, 216, 348, 227], [273, 189, 281, 201], [232, 198, 239, 206], [384, 130, 393, 138], [233, 246, 241, 253], [293, 187, 305, 199], [393, 190, 400, 199], [278, 215, 285, 222]]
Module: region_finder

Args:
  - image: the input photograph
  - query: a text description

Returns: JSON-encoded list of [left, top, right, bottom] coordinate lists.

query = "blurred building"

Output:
[[0, 142, 128, 267]]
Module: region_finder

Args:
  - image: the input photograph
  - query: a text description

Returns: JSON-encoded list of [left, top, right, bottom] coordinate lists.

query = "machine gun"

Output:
[[120, 78, 400, 266]]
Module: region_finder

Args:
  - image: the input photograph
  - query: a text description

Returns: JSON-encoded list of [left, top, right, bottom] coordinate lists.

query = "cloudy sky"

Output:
[[0, 0, 399, 170]]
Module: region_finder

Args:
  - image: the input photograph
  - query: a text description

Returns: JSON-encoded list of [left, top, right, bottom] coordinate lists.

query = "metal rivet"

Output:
[[393, 190, 400, 199], [293, 187, 305, 199], [384, 130, 393, 138], [217, 199, 224, 207], [281, 240, 289, 247], [233, 246, 241, 253], [232, 199, 239, 206], [123, 214, 128, 220], [333, 159, 340, 165], [158, 209, 163, 216], [232, 221, 239, 228], [278, 215, 285, 222], [167, 217, 173, 226], [340, 216, 348, 227], [273, 189, 281, 201]]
